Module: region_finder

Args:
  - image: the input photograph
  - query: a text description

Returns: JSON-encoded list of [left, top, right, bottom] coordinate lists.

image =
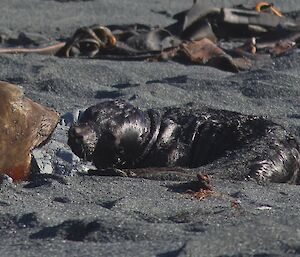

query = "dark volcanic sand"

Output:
[[1, 0, 300, 256]]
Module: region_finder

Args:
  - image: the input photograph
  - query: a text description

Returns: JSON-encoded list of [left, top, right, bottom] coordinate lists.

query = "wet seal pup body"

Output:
[[0, 82, 59, 181], [68, 100, 300, 184]]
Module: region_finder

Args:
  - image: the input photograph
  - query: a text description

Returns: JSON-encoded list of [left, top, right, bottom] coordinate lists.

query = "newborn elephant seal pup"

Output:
[[68, 100, 300, 184], [0, 82, 59, 181]]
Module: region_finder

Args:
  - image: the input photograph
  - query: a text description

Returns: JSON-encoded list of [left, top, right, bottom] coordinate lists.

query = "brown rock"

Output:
[[0, 82, 59, 181]]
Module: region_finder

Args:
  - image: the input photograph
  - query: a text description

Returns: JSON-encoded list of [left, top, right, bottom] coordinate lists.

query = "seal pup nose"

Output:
[[73, 126, 91, 141], [68, 124, 98, 161]]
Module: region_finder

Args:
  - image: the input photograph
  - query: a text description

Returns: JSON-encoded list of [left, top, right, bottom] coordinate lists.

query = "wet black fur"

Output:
[[68, 100, 300, 184]]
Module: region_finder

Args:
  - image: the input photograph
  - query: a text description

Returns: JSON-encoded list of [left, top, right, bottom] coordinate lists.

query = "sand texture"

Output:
[[1, 0, 300, 256]]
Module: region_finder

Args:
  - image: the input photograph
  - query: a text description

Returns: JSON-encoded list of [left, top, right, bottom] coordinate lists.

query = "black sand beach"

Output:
[[1, 0, 300, 256]]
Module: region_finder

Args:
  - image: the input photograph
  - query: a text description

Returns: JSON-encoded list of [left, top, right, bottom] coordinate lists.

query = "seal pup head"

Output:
[[68, 100, 151, 168], [0, 81, 59, 181]]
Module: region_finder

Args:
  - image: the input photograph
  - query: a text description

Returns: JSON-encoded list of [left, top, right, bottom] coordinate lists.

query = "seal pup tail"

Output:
[[249, 126, 300, 184]]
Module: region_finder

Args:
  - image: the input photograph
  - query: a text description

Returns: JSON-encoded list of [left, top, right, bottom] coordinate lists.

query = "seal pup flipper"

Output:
[[0, 82, 59, 181], [248, 127, 300, 184]]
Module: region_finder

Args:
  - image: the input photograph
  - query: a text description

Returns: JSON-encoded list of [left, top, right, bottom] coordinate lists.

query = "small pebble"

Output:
[[56, 149, 80, 164], [256, 205, 272, 211], [0, 174, 13, 186], [32, 149, 53, 174], [43, 163, 53, 174], [53, 196, 71, 203], [60, 109, 84, 126]]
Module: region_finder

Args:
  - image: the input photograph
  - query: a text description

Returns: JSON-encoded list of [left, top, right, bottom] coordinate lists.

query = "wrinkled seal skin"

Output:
[[68, 100, 300, 184], [0, 82, 59, 181]]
